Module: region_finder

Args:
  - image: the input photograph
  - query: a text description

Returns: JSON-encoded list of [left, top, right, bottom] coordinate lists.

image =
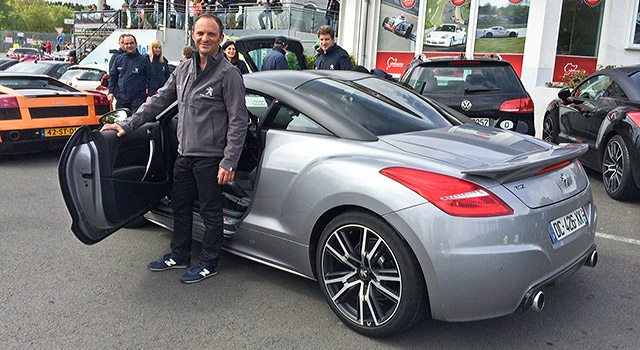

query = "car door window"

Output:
[[574, 75, 610, 100], [56, 65, 69, 78], [245, 92, 273, 123], [602, 81, 627, 99], [266, 104, 332, 136]]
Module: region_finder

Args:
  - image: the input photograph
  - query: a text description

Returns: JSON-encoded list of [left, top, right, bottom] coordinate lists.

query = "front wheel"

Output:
[[316, 211, 428, 337], [602, 135, 640, 200]]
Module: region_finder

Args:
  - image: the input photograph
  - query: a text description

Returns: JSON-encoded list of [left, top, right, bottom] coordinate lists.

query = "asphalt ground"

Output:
[[1, 150, 639, 349]]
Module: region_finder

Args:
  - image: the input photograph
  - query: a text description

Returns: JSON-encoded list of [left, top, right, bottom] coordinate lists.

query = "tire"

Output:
[[124, 215, 149, 228], [462, 35, 466, 44], [316, 211, 428, 337], [542, 113, 559, 144], [450, 38, 454, 47], [405, 24, 413, 38], [602, 135, 640, 200], [382, 17, 389, 27], [509, 31, 517, 37], [485, 32, 493, 38]]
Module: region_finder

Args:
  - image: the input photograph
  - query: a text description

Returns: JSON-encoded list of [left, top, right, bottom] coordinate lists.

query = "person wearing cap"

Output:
[[313, 25, 353, 71], [261, 36, 288, 71]]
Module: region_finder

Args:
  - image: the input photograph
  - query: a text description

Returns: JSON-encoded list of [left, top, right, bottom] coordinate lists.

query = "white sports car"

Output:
[[482, 26, 518, 38], [424, 24, 467, 47]]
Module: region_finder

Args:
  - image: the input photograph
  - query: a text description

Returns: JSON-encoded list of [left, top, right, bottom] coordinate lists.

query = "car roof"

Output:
[[418, 55, 510, 65], [243, 70, 429, 141]]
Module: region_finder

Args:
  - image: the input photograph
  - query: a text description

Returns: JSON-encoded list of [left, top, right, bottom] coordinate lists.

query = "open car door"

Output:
[[58, 113, 171, 245], [234, 34, 308, 72]]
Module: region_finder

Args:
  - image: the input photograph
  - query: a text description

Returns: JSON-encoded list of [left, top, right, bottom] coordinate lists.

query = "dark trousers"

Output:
[[115, 96, 146, 114], [170, 155, 224, 267]]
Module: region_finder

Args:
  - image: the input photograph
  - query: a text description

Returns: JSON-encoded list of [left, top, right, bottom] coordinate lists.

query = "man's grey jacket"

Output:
[[119, 49, 248, 171]]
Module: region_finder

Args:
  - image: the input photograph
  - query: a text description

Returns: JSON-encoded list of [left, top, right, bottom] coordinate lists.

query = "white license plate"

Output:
[[472, 118, 490, 126], [548, 207, 588, 243]]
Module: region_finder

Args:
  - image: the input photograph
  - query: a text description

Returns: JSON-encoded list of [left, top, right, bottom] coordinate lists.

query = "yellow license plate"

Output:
[[43, 127, 78, 137]]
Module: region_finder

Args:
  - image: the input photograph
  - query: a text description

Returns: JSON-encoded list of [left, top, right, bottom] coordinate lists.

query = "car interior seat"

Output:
[[465, 74, 485, 88], [418, 69, 438, 93]]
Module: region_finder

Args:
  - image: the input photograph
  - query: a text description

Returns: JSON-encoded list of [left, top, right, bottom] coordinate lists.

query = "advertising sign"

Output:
[[4, 36, 12, 43], [423, 0, 471, 53], [475, 0, 530, 54], [377, 0, 419, 52]]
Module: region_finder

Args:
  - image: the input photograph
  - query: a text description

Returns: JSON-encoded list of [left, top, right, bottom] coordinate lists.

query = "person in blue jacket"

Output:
[[261, 36, 288, 71], [313, 25, 353, 71], [107, 34, 158, 113], [148, 39, 170, 93]]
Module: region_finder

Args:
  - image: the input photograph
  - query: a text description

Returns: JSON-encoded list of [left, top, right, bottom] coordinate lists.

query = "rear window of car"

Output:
[[60, 68, 104, 81], [627, 70, 640, 87], [406, 63, 523, 95], [5, 62, 52, 74], [0, 76, 77, 92], [297, 78, 452, 136]]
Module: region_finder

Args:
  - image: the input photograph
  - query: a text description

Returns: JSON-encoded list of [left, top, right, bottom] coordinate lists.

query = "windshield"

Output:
[[405, 64, 523, 95], [5, 62, 51, 74], [297, 78, 453, 136], [436, 25, 456, 32]]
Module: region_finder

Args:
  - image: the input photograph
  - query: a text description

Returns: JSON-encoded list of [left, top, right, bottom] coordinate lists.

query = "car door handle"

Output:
[[141, 139, 155, 182], [81, 172, 93, 179]]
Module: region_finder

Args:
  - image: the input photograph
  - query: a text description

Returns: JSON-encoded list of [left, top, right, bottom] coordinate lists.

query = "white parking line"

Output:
[[596, 232, 640, 246]]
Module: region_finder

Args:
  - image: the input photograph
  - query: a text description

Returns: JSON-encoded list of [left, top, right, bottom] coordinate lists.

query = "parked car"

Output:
[[382, 13, 414, 38], [59, 70, 597, 337], [59, 63, 109, 91], [52, 49, 77, 63], [6, 47, 53, 61], [424, 24, 467, 47], [4, 60, 72, 79], [543, 65, 640, 200], [400, 55, 535, 136], [0, 58, 19, 71], [481, 26, 518, 38], [0, 73, 111, 154]]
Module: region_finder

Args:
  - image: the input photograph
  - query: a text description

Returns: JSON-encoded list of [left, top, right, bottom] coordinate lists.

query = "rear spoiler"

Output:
[[462, 143, 588, 183]]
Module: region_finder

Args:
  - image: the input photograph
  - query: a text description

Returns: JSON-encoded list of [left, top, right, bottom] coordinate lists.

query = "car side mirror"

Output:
[[558, 87, 571, 104], [99, 108, 131, 125]]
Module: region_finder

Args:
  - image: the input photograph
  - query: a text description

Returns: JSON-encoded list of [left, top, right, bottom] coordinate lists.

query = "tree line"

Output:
[[0, 0, 89, 33]]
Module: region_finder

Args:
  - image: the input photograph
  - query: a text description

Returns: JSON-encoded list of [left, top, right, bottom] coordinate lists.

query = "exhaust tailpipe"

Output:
[[584, 250, 598, 267], [530, 291, 545, 312]]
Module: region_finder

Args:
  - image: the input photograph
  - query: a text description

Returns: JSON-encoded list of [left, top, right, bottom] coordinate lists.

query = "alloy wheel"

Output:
[[320, 224, 402, 328], [602, 138, 624, 194], [542, 116, 554, 143]]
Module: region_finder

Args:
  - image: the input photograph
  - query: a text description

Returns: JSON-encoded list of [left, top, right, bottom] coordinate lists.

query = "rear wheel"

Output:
[[405, 24, 413, 37], [485, 32, 493, 38], [542, 113, 559, 144], [602, 135, 640, 200], [509, 31, 517, 37], [316, 211, 427, 337]]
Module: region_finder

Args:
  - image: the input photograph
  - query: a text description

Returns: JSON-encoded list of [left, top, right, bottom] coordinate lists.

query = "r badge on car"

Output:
[[461, 100, 472, 111]]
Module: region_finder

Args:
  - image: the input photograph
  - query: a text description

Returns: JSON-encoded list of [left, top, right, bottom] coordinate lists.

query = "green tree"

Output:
[[0, 0, 74, 32]]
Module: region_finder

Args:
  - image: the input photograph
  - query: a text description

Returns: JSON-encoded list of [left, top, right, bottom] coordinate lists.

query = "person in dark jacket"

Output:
[[148, 39, 170, 92], [108, 34, 127, 73], [261, 36, 288, 71], [221, 40, 249, 74], [107, 34, 158, 113], [101, 14, 248, 284], [313, 25, 353, 71], [325, 0, 339, 27]]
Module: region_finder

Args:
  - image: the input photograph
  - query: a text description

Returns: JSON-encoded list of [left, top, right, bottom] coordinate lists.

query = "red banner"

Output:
[[552, 55, 598, 82]]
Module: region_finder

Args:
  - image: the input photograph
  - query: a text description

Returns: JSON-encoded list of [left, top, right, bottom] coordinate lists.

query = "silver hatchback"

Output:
[[59, 70, 597, 337]]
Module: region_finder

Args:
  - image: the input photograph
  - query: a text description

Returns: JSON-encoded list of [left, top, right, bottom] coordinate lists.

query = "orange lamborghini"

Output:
[[0, 73, 111, 155]]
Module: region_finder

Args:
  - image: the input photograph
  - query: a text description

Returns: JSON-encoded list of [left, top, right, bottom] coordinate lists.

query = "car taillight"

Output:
[[499, 98, 534, 113], [93, 93, 109, 105], [0, 95, 19, 109], [534, 161, 570, 176], [380, 167, 513, 217], [627, 111, 640, 127]]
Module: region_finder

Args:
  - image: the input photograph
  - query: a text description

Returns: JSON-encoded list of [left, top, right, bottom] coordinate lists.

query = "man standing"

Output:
[[45, 40, 52, 54], [108, 34, 126, 73], [313, 25, 353, 71], [325, 0, 339, 27], [261, 36, 288, 71], [107, 34, 157, 113], [257, 0, 272, 30], [101, 14, 247, 284]]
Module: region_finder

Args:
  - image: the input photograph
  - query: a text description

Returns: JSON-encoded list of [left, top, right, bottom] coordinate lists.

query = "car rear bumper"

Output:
[[383, 185, 597, 322]]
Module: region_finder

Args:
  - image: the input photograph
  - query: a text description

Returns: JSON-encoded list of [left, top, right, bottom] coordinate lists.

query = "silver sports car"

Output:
[[59, 70, 598, 337]]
